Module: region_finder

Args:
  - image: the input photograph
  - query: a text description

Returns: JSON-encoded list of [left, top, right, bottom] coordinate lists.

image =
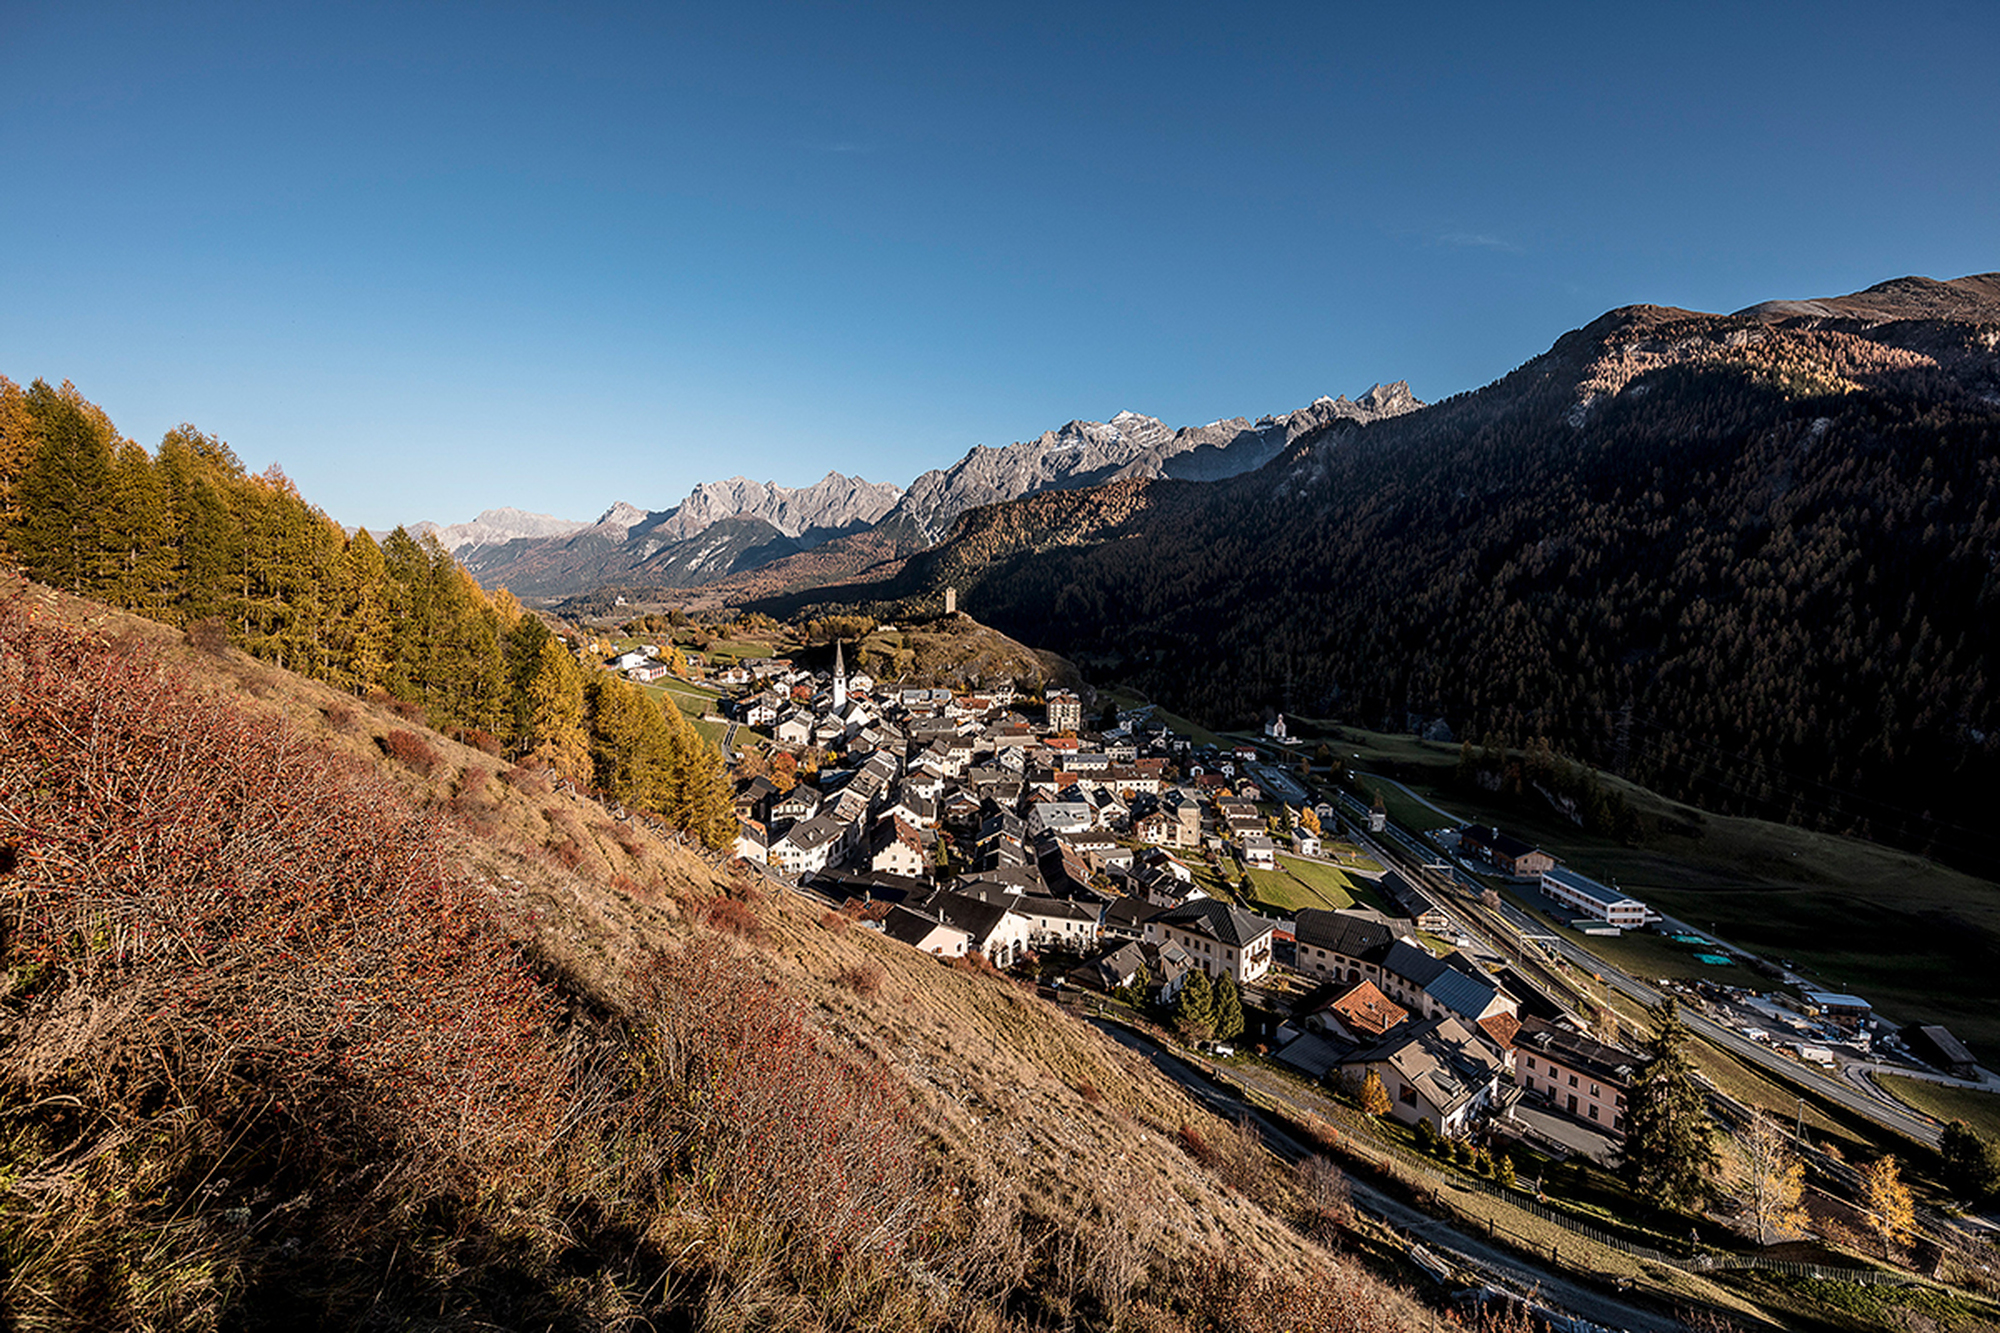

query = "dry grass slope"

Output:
[[0, 574, 1450, 1332]]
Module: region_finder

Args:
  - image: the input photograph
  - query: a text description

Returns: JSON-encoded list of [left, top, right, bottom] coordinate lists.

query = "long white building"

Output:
[[1540, 867, 1651, 929]]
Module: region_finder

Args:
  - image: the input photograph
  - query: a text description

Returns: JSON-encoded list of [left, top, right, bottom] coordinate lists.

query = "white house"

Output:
[[1143, 899, 1276, 985]]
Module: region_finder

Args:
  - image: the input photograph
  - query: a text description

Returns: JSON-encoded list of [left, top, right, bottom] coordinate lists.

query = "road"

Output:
[[1092, 1019, 1682, 1333], [1311, 774, 1946, 1148]]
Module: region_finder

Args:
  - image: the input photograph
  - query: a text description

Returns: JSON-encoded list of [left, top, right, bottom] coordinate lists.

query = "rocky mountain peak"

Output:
[[592, 502, 649, 533]]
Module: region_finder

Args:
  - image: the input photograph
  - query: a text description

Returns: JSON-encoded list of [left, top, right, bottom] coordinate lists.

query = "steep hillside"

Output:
[[741, 275, 2000, 867], [0, 577, 1438, 1332]]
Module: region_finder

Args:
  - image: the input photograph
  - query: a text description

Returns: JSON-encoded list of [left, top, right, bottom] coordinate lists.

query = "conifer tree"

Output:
[[1213, 972, 1245, 1043], [1619, 998, 1719, 1213], [0, 375, 41, 548], [326, 530, 392, 694], [503, 612, 556, 748], [522, 636, 591, 783], [105, 439, 178, 616], [157, 425, 247, 627], [1174, 969, 1217, 1043], [14, 379, 116, 594], [1939, 1120, 2000, 1206], [587, 673, 677, 811], [659, 689, 735, 846]]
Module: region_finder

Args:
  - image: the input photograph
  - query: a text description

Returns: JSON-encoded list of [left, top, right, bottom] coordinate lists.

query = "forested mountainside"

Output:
[[0, 376, 733, 845], [744, 276, 2000, 866]]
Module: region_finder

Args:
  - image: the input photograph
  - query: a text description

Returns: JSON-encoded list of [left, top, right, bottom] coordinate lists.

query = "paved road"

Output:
[[1092, 1020, 1683, 1333], [1326, 775, 1946, 1149]]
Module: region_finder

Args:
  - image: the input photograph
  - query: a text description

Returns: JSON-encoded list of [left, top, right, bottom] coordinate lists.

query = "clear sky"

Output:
[[4, 2, 1995, 532]]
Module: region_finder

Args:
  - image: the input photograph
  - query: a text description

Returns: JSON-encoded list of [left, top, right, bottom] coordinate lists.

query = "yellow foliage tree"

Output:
[[1860, 1154, 1915, 1257], [523, 638, 591, 784], [1739, 1111, 1809, 1245]]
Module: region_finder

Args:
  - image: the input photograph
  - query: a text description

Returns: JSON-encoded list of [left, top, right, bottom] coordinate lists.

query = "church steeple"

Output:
[[832, 640, 848, 710]]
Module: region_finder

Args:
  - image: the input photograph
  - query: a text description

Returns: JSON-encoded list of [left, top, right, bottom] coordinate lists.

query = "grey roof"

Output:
[[1384, 938, 1451, 987], [1019, 894, 1101, 924], [779, 814, 847, 852], [1147, 898, 1276, 949], [882, 905, 970, 950], [915, 888, 1014, 944], [1293, 908, 1396, 961], [1379, 871, 1438, 917], [1516, 1018, 1642, 1085], [1346, 1016, 1505, 1119], [1423, 966, 1506, 1022], [1543, 866, 1643, 907], [1275, 1032, 1352, 1081]]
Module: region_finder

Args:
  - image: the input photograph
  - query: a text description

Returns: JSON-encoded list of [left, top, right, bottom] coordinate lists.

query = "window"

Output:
[[1568, 1073, 1578, 1088], [1525, 1057, 1536, 1071], [1590, 1083, 1600, 1097], [1588, 1105, 1599, 1121], [1399, 1085, 1418, 1107]]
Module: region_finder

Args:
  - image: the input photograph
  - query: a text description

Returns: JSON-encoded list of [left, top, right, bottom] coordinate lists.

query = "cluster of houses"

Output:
[[725, 644, 1306, 980], [715, 646, 1649, 1151], [1273, 900, 1645, 1149]]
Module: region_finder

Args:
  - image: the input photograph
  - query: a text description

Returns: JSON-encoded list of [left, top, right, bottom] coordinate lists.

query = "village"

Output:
[[601, 634, 1659, 1166], [574, 623, 2000, 1326]]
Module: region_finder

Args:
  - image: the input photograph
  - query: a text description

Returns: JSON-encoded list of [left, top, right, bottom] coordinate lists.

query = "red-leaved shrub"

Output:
[[0, 596, 566, 1159], [632, 939, 929, 1263], [383, 727, 443, 774]]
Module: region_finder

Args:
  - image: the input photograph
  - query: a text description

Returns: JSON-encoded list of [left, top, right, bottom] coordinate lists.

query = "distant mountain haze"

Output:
[[439, 390, 1419, 598]]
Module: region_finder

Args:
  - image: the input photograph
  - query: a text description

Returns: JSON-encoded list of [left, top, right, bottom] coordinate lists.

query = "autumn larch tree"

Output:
[[522, 636, 592, 784], [1859, 1154, 1916, 1258]]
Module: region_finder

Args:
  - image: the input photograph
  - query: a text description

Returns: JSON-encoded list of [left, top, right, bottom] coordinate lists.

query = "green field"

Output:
[[1240, 854, 1398, 918], [693, 636, 777, 661], [1870, 1072, 2000, 1139]]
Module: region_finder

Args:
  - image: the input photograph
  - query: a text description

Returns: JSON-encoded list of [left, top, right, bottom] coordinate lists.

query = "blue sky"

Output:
[[4, 1, 1995, 531]]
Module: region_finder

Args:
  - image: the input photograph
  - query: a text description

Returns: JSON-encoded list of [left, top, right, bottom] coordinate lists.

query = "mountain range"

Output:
[[723, 272, 2000, 869], [430, 386, 1423, 598]]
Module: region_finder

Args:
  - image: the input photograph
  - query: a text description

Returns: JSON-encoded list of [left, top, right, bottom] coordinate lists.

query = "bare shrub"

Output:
[[451, 726, 502, 756], [383, 727, 443, 774], [323, 700, 356, 729], [818, 909, 849, 931], [501, 765, 552, 794], [836, 961, 883, 996], [701, 895, 761, 939], [1179, 1117, 1267, 1197], [1294, 1155, 1352, 1241]]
